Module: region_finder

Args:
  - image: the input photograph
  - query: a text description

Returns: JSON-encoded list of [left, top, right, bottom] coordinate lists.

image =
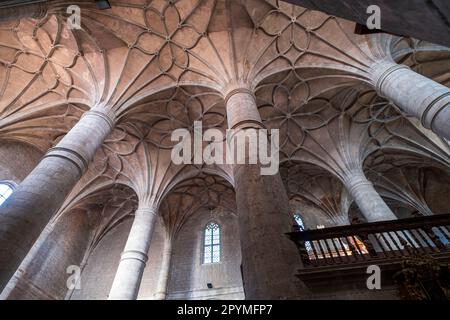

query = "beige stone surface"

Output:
[[0, 0, 449, 300]]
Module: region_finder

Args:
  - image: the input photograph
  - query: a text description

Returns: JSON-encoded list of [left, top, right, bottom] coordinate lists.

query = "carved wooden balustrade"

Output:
[[288, 214, 450, 270]]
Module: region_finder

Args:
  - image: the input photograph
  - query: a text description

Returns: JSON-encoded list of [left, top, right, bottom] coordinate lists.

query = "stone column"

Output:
[[371, 60, 450, 140], [342, 169, 397, 222], [108, 206, 158, 300], [224, 87, 304, 300], [0, 107, 114, 291], [153, 235, 173, 300], [0, 210, 90, 300]]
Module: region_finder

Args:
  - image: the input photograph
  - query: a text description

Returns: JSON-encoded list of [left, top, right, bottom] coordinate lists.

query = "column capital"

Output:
[[135, 206, 158, 217], [342, 169, 373, 194], [43, 147, 87, 176], [120, 249, 148, 264], [224, 87, 255, 105], [224, 87, 264, 130], [42, 107, 115, 176], [371, 61, 411, 95], [420, 91, 450, 131], [84, 107, 116, 131]]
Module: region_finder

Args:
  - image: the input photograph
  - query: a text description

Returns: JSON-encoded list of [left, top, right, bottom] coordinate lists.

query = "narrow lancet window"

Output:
[[203, 221, 221, 264]]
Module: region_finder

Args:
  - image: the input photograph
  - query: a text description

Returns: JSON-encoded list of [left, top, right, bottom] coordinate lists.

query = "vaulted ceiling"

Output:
[[1, 0, 450, 235]]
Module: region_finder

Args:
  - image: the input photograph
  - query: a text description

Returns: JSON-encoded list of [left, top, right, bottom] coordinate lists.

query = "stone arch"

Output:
[[157, 169, 241, 299], [63, 183, 138, 300], [0, 101, 89, 153], [281, 160, 349, 228]]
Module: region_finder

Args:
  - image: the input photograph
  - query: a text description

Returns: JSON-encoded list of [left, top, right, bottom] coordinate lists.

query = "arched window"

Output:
[[203, 221, 221, 264], [0, 182, 14, 206]]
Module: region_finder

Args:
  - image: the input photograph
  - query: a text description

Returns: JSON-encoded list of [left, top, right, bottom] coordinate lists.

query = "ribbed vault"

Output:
[[0, 0, 450, 248]]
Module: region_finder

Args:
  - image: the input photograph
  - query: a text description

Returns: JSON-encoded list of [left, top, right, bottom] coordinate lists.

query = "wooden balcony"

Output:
[[287, 214, 450, 298]]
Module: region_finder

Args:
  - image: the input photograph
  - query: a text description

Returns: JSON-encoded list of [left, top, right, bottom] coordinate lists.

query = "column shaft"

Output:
[[0, 210, 90, 300], [372, 61, 450, 140], [153, 236, 173, 300], [0, 108, 114, 290], [343, 170, 397, 222], [108, 206, 157, 300], [225, 88, 303, 299]]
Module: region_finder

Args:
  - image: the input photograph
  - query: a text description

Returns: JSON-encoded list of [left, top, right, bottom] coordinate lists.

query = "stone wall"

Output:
[[70, 218, 133, 300], [68, 209, 245, 300], [0, 141, 42, 183], [137, 216, 166, 300], [424, 169, 450, 214], [167, 209, 244, 300], [1, 209, 91, 300], [290, 199, 339, 228]]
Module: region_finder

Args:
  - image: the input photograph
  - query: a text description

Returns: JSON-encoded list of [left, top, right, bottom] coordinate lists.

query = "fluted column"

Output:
[[153, 236, 173, 300], [343, 169, 397, 222], [224, 86, 304, 299], [0, 107, 114, 290], [108, 206, 158, 300], [371, 60, 450, 140]]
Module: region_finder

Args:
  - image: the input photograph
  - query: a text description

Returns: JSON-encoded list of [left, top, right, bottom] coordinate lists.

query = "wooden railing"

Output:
[[288, 214, 450, 268]]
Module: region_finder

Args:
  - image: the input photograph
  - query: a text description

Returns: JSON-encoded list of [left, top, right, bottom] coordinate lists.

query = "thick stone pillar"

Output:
[[224, 87, 303, 300], [0, 107, 114, 291], [342, 169, 397, 222], [371, 60, 450, 140], [0, 210, 90, 300], [153, 236, 173, 300], [108, 206, 158, 300]]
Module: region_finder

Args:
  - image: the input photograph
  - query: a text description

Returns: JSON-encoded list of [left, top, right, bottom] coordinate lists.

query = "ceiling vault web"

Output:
[[0, 0, 449, 233]]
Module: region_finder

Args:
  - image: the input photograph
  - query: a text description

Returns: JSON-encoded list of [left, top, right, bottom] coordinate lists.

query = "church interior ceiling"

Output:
[[0, 0, 449, 234]]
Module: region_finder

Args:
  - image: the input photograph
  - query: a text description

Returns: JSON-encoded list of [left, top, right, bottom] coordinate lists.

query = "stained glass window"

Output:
[[203, 221, 221, 264], [0, 183, 14, 207], [293, 214, 305, 231], [293, 213, 313, 254]]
